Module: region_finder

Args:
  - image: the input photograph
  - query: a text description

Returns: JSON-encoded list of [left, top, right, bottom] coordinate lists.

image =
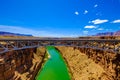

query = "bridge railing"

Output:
[[0, 39, 120, 54]]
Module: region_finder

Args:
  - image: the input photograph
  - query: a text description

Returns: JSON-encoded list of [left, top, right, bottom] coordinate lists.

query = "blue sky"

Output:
[[0, 0, 120, 37]]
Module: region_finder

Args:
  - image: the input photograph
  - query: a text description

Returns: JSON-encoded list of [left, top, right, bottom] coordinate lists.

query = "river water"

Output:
[[35, 46, 71, 80]]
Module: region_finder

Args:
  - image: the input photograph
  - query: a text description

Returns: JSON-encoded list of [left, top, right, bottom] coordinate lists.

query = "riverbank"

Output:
[[56, 46, 111, 80], [36, 46, 71, 80], [0, 46, 119, 80]]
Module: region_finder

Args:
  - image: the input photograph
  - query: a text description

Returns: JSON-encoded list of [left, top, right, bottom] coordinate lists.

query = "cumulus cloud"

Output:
[[90, 19, 108, 24], [84, 25, 96, 29], [74, 11, 79, 15], [94, 4, 98, 7], [112, 19, 120, 23], [84, 10, 88, 14]]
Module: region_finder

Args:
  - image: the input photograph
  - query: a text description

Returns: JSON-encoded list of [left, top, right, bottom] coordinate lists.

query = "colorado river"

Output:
[[35, 46, 71, 80]]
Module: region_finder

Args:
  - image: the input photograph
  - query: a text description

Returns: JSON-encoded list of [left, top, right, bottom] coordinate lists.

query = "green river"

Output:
[[35, 46, 71, 80]]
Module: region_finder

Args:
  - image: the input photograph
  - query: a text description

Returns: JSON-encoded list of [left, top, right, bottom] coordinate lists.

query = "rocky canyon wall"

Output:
[[0, 46, 119, 80], [75, 47, 120, 80], [56, 46, 120, 80], [0, 47, 45, 80]]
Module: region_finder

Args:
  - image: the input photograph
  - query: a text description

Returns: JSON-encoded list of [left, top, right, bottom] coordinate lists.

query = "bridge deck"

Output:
[[0, 39, 120, 54]]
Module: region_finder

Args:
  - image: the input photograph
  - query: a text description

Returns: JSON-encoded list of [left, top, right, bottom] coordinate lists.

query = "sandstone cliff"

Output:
[[0, 46, 119, 80], [0, 47, 45, 80], [56, 46, 120, 80]]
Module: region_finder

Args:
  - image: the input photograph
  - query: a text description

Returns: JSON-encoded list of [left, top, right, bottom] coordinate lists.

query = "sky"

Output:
[[0, 0, 120, 37]]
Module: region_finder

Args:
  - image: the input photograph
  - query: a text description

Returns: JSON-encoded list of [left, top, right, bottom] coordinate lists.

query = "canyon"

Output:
[[0, 47, 45, 80], [56, 46, 120, 80], [0, 45, 120, 80]]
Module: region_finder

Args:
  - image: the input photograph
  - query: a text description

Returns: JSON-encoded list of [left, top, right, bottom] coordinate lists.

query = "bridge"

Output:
[[0, 39, 120, 54]]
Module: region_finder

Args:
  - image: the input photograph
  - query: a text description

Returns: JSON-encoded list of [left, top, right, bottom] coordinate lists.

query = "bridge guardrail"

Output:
[[0, 39, 120, 54]]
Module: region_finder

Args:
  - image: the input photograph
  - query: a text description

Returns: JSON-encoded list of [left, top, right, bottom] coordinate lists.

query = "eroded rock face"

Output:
[[76, 47, 120, 80], [0, 46, 119, 80], [0, 47, 45, 80], [56, 46, 119, 80]]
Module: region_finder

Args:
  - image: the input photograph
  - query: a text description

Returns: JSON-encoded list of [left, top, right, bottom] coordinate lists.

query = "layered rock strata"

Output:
[[76, 47, 120, 80], [0, 46, 119, 80], [0, 47, 45, 80], [56, 46, 120, 80]]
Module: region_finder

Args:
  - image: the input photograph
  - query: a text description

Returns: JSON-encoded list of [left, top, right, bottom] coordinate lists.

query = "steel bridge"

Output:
[[0, 39, 120, 54]]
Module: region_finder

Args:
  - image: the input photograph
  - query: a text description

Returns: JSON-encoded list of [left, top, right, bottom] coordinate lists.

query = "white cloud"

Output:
[[83, 31, 88, 34], [84, 25, 96, 29], [94, 4, 98, 7], [74, 11, 79, 15], [112, 19, 120, 23], [90, 19, 108, 24], [0, 25, 79, 37], [84, 10, 88, 14], [98, 28, 104, 30]]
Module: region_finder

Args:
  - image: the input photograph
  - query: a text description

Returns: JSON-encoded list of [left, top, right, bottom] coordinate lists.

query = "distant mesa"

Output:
[[95, 32, 114, 36], [1, 30, 120, 37], [114, 30, 120, 36], [95, 30, 120, 36], [0, 31, 33, 37]]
